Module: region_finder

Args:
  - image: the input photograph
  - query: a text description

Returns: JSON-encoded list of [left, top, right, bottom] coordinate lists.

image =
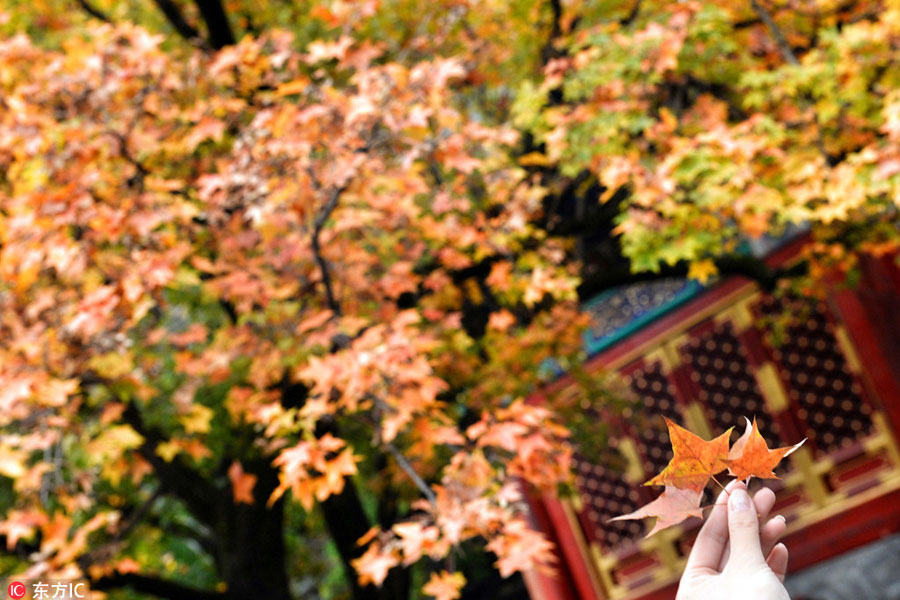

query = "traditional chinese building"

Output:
[[525, 237, 900, 600]]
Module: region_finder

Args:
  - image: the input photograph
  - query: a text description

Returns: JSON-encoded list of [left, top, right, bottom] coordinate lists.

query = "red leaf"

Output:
[[609, 486, 704, 537], [726, 417, 805, 480], [643, 417, 732, 492]]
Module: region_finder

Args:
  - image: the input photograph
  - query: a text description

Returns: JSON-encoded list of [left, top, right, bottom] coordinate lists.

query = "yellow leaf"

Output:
[[687, 259, 718, 285], [517, 152, 551, 167], [87, 426, 144, 460], [180, 404, 213, 435], [88, 352, 133, 379], [0, 445, 27, 479], [156, 441, 180, 462], [276, 78, 310, 96]]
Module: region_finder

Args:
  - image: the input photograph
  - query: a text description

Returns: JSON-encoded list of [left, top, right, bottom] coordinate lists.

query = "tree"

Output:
[[0, 16, 581, 600], [1, 0, 898, 599], [514, 0, 900, 291]]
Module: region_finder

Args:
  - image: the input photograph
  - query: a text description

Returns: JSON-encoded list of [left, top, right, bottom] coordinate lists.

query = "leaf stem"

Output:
[[709, 474, 730, 495]]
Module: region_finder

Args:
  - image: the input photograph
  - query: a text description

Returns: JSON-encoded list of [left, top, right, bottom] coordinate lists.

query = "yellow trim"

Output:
[[732, 294, 761, 331], [753, 362, 791, 412], [570, 491, 584, 512], [662, 340, 684, 372], [617, 437, 646, 484], [654, 531, 684, 576], [643, 348, 671, 374], [590, 543, 618, 597], [833, 325, 863, 374], [682, 402, 713, 440], [783, 469, 900, 534], [868, 412, 900, 468], [789, 446, 830, 507]]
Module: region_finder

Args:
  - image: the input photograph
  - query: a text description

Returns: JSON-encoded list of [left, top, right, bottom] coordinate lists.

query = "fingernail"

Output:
[[730, 488, 752, 512]]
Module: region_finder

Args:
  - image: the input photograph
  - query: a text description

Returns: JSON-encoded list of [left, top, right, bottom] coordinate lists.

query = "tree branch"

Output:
[[120, 402, 220, 526], [309, 175, 348, 317], [104, 130, 149, 192], [151, 0, 204, 45], [193, 0, 236, 49], [541, 0, 566, 63], [749, 0, 848, 165], [153, 517, 219, 557], [74, 0, 112, 22], [621, 0, 642, 25], [385, 442, 437, 504], [92, 572, 226, 600], [750, 0, 799, 65]]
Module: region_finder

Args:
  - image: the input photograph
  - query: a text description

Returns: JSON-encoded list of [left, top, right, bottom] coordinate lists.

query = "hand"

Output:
[[677, 481, 791, 600]]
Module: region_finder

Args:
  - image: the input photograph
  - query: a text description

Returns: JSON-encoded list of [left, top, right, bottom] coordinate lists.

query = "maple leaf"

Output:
[[180, 404, 213, 435], [423, 571, 466, 600], [115, 557, 142, 574], [486, 519, 557, 577], [0, 510, 47, 550], [487, 309, 516, 331], [643, 417, 732, 492], [609, 486, 704, 537], [726, 417, 805, 480], [352, 543, 400, 587], [228, 461, 258, 505], [0, 443, 27, 478], [184, 116, 227, 151], [687, 259, 718, 285]]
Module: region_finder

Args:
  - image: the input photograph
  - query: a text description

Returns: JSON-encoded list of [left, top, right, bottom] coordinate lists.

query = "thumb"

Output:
[[725, 487, 766, 568]]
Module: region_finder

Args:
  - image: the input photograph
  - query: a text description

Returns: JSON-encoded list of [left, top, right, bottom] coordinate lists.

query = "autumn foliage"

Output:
[[612, 417, 804, 536], [0, 0, 898, 598], [0, 16, 579, 600]]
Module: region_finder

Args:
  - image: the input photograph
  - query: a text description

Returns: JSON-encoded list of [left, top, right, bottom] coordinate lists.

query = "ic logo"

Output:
[[7, 581, 25, 599]]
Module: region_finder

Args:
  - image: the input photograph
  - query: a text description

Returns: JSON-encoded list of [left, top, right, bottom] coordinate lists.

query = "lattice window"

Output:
[[758, 295, 874, 456], [573, 455, 645, 549], [625, 361, 683, 475], [680, 321, 781, 447]]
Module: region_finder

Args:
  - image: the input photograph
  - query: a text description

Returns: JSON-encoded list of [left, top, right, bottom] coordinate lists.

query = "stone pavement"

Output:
[[785, 533, 900, 600]]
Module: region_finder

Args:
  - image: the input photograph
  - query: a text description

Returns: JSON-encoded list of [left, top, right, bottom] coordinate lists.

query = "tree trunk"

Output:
[[216, 457, 291, 600], [193, 0, 235, 49], [320, 478, 410, 600]]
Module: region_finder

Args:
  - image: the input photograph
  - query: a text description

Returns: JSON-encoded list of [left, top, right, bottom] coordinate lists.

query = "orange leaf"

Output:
[[726, 417, 805, 480], [228, 461, 258, 505], [115, 557, 141, 574], [643, 417, 732, 492], [609, 486, 704, 537], [352, 543, 400, 587], [423, 571, 466, 600]]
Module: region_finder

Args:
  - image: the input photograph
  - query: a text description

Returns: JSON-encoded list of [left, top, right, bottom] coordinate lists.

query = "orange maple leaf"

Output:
[[609, 486, 704, 537], [352, 543, 400, 587], [726, 417, 805, 480], [643, 417, 732, 492], [228, 461, 258, 505], [423, 570, 466, 600]]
